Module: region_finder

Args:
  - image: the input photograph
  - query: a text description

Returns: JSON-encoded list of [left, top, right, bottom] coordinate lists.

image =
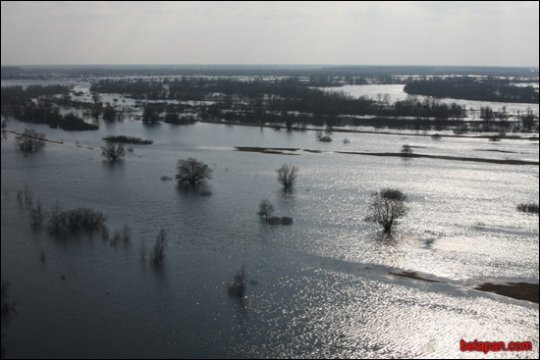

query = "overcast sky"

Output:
[[1, 1, 539, 67]]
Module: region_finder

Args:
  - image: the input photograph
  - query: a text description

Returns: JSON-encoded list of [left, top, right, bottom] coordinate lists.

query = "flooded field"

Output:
[[2, 0, 539, 357], [1, 113, 538, 358], [322, 84, 539, 120]]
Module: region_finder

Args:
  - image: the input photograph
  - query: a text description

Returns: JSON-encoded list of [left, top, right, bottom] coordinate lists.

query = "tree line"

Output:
[[404, 77, 539, 104], [1, 86, 97, 130], [93, 77, 467, 121], [3, 79, 538, 134]]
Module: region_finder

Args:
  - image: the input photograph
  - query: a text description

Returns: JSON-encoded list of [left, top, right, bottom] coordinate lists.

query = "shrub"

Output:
[[380, 189, 407, 201], [517, 203, 539, 214], [102, 135, 153, 145], [318, 135, 332, 142], [47, 207, 107, 238]]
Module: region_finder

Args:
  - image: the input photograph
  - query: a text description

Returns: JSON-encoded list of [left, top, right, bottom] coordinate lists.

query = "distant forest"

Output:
[[0, 85, 98, 130], [1, 70, 539, 134], [2, 79, 469, 130], [404, 77, 539, 104]]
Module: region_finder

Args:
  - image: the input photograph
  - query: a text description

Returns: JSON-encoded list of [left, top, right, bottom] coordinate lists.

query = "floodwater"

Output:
[[1, 110, 538, 358], [322, 84, 540, 119]]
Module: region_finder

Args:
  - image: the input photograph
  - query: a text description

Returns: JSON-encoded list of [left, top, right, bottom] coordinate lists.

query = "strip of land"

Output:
[[234, 145, 539, 166], [337, 151, 539, 166], [389, 271, 440, 283], [475, 282, 539, 304], [474, 149, 518, 154], [389, 271, 538, 304], [235, 146, 300, 155], [6, 128, 538, 166]]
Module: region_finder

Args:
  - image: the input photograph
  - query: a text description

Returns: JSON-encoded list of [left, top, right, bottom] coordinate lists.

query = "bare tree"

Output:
[[366, 188, 408, 234], [257, 199, 274, 220], [277, 164, 298, 190], [176, 158, 212, 186], [15, 128, 45, 153], [101, 140, 125, 162]]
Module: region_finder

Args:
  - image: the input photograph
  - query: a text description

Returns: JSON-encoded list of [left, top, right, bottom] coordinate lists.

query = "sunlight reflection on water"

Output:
[[1, 118, 538, 358]]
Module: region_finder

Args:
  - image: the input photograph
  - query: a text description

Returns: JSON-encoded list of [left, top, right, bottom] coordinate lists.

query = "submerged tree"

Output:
[[257, 199, 275, 220], [110, 224, 131, 247], [277, 164, 298, 191], [152, 229, 166, 265], [365, 188, 408, 234], [520, 109, 537, 132], [142, 103, 161, 125], [101, 140, 125, 162], [176, 158, 212, 186], [227, 267, 246, 298], [15, 128, 45, 153]]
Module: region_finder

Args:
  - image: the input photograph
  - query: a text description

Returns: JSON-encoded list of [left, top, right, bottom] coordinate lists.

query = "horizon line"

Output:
[[2, 63, 539, 69]]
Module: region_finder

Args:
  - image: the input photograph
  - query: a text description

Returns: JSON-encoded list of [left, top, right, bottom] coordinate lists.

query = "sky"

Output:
[[1, 1, 539, 67]]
